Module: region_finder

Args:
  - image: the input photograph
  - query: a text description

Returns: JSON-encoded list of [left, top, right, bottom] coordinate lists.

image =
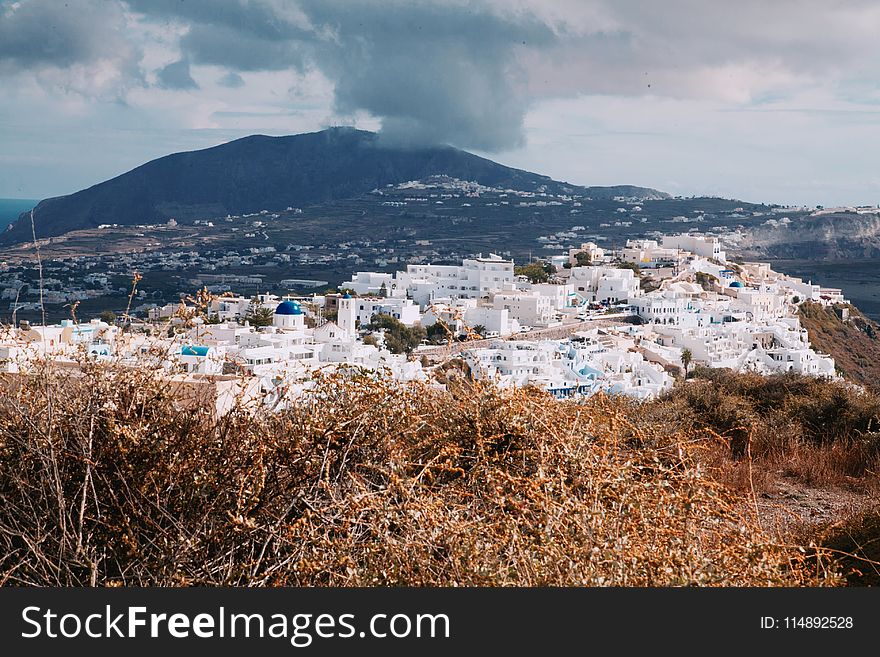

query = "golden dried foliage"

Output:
[[0, 364, 838, 586]]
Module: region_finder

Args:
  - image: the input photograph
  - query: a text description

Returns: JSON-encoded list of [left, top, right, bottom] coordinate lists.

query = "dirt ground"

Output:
[[745, 474, 880, 585]]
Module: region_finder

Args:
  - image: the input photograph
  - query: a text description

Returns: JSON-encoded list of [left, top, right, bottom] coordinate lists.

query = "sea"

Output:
[[769, 258, 880, 322], [0, 198, 38, 230]]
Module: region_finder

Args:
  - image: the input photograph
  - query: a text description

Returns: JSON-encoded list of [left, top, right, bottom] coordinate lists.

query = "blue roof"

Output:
[[578, 365, 603, 379], [342, 293, 352, 299], [729, 281, 744, 288], [275, 300, 303, 315], [181, 345, 210, 357]]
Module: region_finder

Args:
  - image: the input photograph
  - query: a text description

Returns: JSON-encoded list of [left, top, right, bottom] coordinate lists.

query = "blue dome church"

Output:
[[274, 300, 305, 330]]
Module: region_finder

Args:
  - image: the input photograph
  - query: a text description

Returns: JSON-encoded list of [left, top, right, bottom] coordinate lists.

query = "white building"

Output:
[[567, 266, 642, 305], [0, 319, 118, 371], [339, 271, 406, 297], [350, 296, 422, 327], [403, 254, 514, 306], [272, 299, 306, 330], [463, 306, 520, 337], [337, 294, 358, 338], [567, 242, 606, 265], [492, 291, 557, 328], [661, 234, 726, 262], [208, 295, 253, 321], [633, 291, 702, 327], [464, 334, 672, 400], [620, 239, 681, 269], [530, 283, 578, 311]]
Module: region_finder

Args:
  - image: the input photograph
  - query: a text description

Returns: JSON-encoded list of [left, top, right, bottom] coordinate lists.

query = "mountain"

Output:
[[1, 128, 668, 245]]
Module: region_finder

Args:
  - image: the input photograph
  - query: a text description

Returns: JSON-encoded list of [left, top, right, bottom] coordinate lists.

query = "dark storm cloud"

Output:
[[5, 1, 878, 153], [126, 0, 557, 150], [180, 23, 307, 72], [0, 0, 135, 73], [125, 0, 306, 42], [298, 1, 556, 150], [125, 0, 311, 71], [157, 58, 198, 90]]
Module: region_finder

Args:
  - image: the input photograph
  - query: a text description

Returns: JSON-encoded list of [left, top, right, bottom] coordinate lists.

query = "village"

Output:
[[0, 232, 845, 415]]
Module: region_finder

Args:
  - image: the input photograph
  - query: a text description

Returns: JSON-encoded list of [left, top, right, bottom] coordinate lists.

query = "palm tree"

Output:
[[680, 348, 693, 379], [246, 304, 275, 327]]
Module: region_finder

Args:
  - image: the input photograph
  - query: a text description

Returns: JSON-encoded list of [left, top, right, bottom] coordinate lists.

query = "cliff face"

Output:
[[739, 212, 880, 259]]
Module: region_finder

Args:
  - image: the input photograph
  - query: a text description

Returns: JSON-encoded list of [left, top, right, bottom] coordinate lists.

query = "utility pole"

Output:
[[29, 208, 46, 329]]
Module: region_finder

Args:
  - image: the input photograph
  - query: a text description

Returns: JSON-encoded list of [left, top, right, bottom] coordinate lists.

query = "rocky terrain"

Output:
[[737, 210, 880, 259], [799, 301, 880, 391]]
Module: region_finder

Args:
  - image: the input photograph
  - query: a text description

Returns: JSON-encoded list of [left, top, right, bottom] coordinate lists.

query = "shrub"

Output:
[[662, 369, 880, 482], [0, 365, 832, 586]]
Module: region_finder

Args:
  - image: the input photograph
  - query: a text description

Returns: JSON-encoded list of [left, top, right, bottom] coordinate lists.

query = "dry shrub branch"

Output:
[[0, 364, 835, 586]]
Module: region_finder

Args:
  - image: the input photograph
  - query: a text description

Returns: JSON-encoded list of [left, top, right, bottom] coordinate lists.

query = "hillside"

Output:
[[799, 301, 880, 390], [1, 128, 668, 245]]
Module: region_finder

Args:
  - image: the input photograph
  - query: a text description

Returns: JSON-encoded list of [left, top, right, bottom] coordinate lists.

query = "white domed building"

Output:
[[273, 300, 305, 330]]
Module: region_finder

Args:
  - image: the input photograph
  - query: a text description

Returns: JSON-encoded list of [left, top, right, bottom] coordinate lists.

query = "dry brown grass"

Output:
[[790, 509, 880, 586], [655, 369, 880, 492], [0, 362, 838, 587]]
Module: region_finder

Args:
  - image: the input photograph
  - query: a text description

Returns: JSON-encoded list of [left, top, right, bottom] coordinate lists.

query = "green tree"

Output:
[[680, 348, 693, 379], [515, 261, 553, 283], [616, 261, 641, 275], [99, 310, 117, 325], [246, 305, 275, 327], [471, 324, 487, 338], [368, 314, 426, 354], [426, 321, 451, 345], [574, 251, 592, 267]]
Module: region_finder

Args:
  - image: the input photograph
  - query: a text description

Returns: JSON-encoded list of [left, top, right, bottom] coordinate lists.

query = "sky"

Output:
[[1, 0, 879, 206]]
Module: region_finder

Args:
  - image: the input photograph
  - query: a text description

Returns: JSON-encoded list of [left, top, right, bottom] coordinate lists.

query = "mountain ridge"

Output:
[[1, 127, 668, 245]]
